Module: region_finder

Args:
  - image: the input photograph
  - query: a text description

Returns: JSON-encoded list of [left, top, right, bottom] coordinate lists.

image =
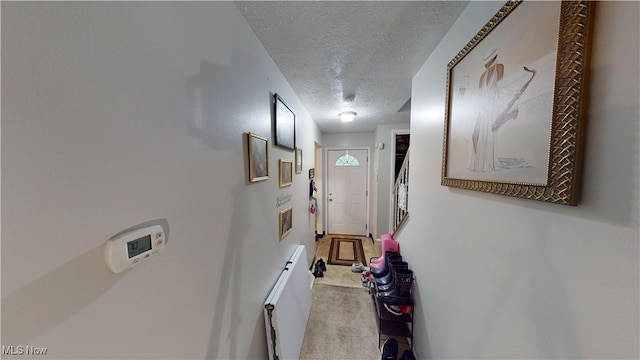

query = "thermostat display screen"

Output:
[[105, 224, 166, 273], [127, 235, 152, 258]]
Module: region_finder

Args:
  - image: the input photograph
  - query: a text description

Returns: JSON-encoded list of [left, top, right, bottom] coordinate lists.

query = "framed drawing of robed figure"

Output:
[[441, 0, 595, 206]]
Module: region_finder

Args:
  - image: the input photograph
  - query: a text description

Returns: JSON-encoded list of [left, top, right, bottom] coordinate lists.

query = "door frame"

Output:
[[389, 130, 410, 232], [324, 147, 371, 236], [314, 141, 323, 235]]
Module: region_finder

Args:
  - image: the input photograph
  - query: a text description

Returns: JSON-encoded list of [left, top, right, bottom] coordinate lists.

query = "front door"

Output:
[[327, 149, 368, 235]]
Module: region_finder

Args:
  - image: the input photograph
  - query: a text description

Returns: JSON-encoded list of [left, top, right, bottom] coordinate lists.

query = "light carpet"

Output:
[[299, 283, 380, 359]]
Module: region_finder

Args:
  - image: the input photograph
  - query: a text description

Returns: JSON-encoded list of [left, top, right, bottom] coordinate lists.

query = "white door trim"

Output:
[[324, 146, 370, 236], [389, 130, 410, 232]]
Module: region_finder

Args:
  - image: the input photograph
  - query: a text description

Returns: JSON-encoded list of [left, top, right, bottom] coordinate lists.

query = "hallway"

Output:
[[2, 2, 638, 359]]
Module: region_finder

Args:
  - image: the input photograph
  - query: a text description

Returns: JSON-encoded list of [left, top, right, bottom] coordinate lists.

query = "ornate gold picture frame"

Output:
[[441, 1, 594, 206]]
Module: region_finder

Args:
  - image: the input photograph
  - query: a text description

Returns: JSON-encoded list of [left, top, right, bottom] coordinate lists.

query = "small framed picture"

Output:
[[295, 148, 302, 174], [279, 159, 293, 187], [247, 133, 269, 182], [279, 207, 293, 240]]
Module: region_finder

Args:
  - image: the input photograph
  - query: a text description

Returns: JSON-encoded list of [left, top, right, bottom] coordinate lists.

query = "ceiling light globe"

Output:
[[339, 111, 357, 122]]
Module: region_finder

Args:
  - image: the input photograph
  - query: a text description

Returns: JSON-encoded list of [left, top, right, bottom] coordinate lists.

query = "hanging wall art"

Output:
[[279, 159, 293, 188], [248, 132, 269, 182], [441, 0, 594, 206], [274, 93, 296, 151]]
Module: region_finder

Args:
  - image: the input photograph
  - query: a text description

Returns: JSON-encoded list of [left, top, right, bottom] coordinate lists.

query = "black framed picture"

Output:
[[274, 93, 296, 151]]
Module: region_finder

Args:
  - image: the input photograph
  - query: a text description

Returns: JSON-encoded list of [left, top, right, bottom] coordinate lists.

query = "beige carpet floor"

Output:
[[299, 283, 380, 359], [298, 235, 382, 359]]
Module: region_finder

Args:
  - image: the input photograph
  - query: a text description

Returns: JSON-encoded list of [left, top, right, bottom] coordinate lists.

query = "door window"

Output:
[[334, 154, 360, 167]]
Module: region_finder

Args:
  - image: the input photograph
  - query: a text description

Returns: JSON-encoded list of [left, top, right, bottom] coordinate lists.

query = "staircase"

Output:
[[392, 148, 409, 237]]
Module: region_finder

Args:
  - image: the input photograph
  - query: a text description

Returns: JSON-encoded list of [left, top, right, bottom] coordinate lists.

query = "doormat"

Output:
[[327, 237, 367, 266]]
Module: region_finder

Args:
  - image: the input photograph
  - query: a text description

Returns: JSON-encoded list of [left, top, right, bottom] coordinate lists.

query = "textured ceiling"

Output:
[[236, 1, 469, 133]]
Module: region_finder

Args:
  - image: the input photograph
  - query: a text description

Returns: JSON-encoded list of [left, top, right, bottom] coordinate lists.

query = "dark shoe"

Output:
[[394, 268, 414, 296], [381, 337, 398, 360], [316, 258, 327, 271], [399, 350, 415, 360], [379, 291, 414, 306], [371, 255, 402, 279], [312, 264, 324, 278], [379, 268, 413, 303], [370, 252, 401, 278], [377, 261, 408, 291], [375, 269, 395, 287]]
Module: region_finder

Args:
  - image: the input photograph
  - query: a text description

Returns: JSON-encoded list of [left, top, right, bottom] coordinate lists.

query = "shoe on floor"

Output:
[[312, 264, 324, 278], [381, 337, 398, 360], [351, 262, 368, 272], [399, 350, 415, 360], [316, 258, 327, 271], [383, 303, 403, 316]]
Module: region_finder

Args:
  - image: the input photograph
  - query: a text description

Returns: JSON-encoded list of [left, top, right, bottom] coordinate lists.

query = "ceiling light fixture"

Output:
[[339, 111, 357, 122]]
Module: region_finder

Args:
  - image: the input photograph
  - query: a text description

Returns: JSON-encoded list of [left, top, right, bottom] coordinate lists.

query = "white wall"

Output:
[[1, 2, 320, 359], [404, 1, 639, 359], [322, 131, 374, 149]]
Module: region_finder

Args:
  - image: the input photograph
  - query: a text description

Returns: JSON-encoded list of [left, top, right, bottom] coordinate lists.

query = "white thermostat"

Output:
[[104, 224, 166, 273]]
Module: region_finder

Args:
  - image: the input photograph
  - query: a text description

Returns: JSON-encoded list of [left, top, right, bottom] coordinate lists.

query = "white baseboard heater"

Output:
[[263, 245, 312, 360]]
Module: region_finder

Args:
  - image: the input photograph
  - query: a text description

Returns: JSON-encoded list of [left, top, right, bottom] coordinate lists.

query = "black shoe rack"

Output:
[[369, 283, 414, 352]]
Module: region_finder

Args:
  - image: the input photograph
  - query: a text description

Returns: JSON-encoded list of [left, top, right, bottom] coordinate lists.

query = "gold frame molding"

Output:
[[279, 159, 293, 187], [279, 206, 293, 240], [247, 132, 269, 182], [441, 1, 595, 206]]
